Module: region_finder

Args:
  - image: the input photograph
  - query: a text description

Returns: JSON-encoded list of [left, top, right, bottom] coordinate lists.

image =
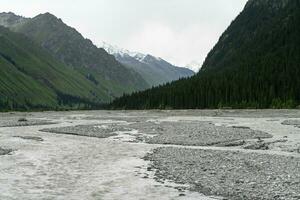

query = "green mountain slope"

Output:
[[111, 0, 300, 109], [0, 12, 149, 99], [0, 26, 109, 111]]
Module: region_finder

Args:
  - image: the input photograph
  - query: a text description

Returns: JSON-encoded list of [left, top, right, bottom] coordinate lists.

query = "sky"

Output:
[[1, 0, 248, 71]]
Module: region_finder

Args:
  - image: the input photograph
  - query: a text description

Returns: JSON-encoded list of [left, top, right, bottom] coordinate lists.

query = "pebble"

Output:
[[145, 147, 300, 200]]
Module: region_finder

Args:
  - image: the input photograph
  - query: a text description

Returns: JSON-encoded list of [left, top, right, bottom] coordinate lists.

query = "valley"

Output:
[[0, 12, 193, 111], [0, 1, 299, 199]]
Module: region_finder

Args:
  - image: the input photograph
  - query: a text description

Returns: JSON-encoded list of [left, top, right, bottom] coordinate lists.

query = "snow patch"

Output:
[[100, 41, 162, 63]]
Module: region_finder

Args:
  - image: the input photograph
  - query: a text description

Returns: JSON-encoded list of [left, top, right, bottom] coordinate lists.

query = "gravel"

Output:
[[0, 147, 12, 155], [243, 139, 289, 150], [40, 124, 130, 138], [145, 147, 300, 200], [282, 120, 300, 128], [133, 121, 272, 146], [0, 119, 56, 127], [127, 121, 166, 135], [1, 110, 300, 200]]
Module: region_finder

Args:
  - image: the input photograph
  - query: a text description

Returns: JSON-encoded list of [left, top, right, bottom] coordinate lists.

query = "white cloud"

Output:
[[122, 21, 221, 67], [0, 0, 248, 70]]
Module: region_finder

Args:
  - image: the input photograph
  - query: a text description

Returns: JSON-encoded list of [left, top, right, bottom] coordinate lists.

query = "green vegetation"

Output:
[[0, 26, 106, 111], [0, 12, 150, 111], [111, 0, 300, 109], [7, 13, 149, 98]]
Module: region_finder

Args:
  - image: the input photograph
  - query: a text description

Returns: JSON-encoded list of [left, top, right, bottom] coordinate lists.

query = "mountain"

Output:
[[111, 0, 300, 109], [0, 12, 28, 28], [186, 61, 202, 73], [102, 42, 194, 86], [0, 12, 149, 101], [0, 26, 109, 111]]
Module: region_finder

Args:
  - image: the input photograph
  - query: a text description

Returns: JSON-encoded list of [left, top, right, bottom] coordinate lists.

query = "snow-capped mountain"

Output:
[[100, 42, 195, 87], [101, 42, 163, 63], [101, 42, 141, 58]]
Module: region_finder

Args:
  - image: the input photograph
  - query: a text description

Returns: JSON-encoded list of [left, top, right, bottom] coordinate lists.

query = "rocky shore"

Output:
[[0, 118, 55, 127], [1, 110, 299, 199], [282, 120, 300, 128], [41, 124, 130, 138], [143, 121, 272, 146], [145, 147, 300, 200]]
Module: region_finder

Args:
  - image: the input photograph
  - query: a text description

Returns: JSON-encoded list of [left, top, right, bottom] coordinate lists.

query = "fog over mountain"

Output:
[[1, 0, 248, 70]]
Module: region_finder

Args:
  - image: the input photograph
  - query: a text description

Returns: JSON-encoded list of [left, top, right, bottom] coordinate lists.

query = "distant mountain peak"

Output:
[[0, 12, 27, 28], [100, 42, 162, 63], [0, 12, 17, 16], [100, 41, 194, 87], [34, 12, 63, 24], [142, 54, 163, 63], [37, 12, 57, 19], [101, 41, 138, 56]]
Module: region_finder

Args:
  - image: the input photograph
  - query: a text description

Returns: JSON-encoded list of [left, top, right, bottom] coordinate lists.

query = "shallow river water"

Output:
[[0, 110, 299, 200]]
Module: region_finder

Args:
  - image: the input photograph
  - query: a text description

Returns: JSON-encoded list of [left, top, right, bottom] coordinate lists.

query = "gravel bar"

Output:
[[0, 119, 56, 127], [40, 124, 130, 138], [282, 120, 300, 128], [145, 147, 300, 200], [139, 121, 272, 146]]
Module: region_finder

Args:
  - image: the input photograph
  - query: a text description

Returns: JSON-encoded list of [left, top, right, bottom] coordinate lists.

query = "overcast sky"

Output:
[[2, 0, 248, 71]]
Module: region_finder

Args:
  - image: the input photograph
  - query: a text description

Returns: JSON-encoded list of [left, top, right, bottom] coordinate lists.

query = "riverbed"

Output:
[[0, 110, 299, 199]]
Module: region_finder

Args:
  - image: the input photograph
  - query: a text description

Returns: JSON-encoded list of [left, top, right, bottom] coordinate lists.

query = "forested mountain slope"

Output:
[[0, 26, 108, 110], [0, 12, 149, 100], [111, 0, 300, 109]]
